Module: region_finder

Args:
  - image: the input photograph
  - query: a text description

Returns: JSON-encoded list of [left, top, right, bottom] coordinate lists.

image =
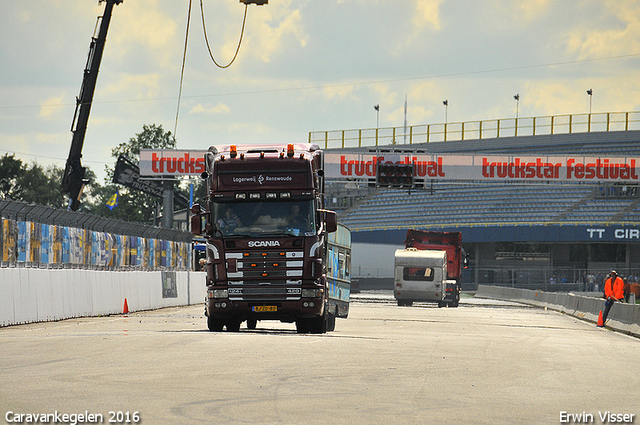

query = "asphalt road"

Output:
[[1, 292, 638, 425]]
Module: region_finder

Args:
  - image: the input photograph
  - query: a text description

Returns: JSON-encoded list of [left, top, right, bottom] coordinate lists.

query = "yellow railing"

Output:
[[310, 111, 640, 149]]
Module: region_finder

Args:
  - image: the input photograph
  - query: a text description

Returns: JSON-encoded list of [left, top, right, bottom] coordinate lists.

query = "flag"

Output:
[[106, 191, 119, 210]]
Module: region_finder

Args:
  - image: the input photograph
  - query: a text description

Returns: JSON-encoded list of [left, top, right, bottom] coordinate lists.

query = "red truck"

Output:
[[190, 143, 350, 333], [403, 229, 468, 307]]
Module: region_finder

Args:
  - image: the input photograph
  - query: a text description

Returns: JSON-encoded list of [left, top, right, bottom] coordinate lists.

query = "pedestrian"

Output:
[[600, 270, 625, 326]]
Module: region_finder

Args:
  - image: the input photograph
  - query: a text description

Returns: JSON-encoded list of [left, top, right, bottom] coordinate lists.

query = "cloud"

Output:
[[98, 73, 161, 99], [38, 94, 66, 120], [244, 1, 307, 63], [107, 0, 179, 69], [189, 102, 231, 115], [413, 0, 443, 31], [565, 0, 640, 58]]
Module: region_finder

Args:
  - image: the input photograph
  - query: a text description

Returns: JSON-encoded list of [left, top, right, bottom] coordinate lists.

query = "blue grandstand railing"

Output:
[[311, 111, 640, 149]]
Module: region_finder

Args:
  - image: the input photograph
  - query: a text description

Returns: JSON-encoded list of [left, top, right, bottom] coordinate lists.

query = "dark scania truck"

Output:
[[191, 143, 350, 333]]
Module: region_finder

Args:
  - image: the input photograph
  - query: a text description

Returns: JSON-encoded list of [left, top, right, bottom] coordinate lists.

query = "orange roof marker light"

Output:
[[230, 145, 238, 158], [287, 144, 295, 158]]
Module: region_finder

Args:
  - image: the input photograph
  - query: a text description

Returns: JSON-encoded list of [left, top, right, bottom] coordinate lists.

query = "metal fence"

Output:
[[310, 111, 640, 149], [0, 199, 193, 270], [354, 265, 640, 293]]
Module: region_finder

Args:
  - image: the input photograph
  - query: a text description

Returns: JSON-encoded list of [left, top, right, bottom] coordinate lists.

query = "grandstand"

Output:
[[324, 129, 640, 289]]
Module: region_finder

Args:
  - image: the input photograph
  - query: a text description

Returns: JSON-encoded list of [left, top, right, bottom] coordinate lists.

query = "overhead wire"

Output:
[[174, 0, 193, 137], [4, 52, 640, 111], [173, 0, 249, 138]]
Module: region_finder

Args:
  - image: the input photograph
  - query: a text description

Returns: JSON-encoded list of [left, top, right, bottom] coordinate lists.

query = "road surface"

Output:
[[1, 292, 638, 424]]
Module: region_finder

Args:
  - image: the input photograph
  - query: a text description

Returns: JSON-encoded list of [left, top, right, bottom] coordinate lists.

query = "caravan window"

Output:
[[403, 267, 435, 281]]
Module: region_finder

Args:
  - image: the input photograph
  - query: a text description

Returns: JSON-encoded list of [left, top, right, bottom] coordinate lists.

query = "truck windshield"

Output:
[[213, 200, 316, 237]]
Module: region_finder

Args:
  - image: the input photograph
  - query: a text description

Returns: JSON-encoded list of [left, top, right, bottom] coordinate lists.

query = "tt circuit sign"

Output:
[[325, 153, 640, 182], [587, 227, 640, 241]]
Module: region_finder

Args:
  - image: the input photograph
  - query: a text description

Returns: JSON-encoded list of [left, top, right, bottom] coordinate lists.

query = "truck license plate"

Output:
[[252, 305, 277, 312]]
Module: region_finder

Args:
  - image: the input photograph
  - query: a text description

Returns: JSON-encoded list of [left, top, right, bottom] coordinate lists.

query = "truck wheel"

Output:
[[327, 311, 336, 332], [296, 320, 309, 334], [207, 316, 224, 332], [307, 309, 328, 334], [308, 316, 327, 334], [246, 318, 257, 330], [226, 320, 241, 332]]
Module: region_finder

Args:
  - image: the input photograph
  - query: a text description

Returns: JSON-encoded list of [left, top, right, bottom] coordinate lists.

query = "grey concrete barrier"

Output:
[[475, 285, 640, 338]]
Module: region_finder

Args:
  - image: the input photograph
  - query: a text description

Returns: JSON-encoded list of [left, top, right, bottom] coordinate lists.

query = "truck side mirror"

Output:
[[323, 210, 337, 233], [190, 204, 203, 236]]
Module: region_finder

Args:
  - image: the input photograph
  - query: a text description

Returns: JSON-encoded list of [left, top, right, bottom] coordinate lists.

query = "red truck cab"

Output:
[[404, 229, 468, 307]]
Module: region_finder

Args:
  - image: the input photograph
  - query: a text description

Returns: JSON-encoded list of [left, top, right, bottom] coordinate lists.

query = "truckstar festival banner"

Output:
[[324, 153, 640, 182], [140, 149, 640, 183]]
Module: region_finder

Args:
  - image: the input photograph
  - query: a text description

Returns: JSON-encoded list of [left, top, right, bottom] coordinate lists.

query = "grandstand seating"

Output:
[[338, 183, 633, 230]]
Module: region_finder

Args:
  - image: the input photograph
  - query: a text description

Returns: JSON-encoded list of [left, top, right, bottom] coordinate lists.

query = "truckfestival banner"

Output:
[[139, 149, 640, 183], [324, 153, 640, 182]]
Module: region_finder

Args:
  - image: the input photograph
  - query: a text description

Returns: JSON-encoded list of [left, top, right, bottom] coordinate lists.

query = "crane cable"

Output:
[[200, 0, 248, 69], [174, 0, 248, 136]]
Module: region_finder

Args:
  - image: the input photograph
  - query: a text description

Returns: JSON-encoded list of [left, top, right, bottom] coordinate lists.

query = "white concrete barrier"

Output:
[[475, 285, 640, 337], [0, 268, 207, 327]]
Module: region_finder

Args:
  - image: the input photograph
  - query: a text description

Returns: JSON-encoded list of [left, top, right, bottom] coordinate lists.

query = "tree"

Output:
[[97, 124, 183, 224], [111, 123, 176, 165], [0, 155, 70, 208], [15, 163, 67, 208], [0, 154, 24, 198]]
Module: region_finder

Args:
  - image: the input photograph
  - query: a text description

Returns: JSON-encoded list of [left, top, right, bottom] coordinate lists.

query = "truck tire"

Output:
[[326, 311, 336, 332], [207, 316, 224, 332], [295, 320, 309, 334], [308, 314, 327, 334], [226, 320, 241, 332], [246, 318, 257, 330]]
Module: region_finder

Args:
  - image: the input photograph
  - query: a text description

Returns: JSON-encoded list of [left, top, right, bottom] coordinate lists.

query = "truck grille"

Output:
[[225, 250, 304, 301]]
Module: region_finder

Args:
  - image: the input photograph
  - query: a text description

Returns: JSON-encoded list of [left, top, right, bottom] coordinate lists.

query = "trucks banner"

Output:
[[140, 150, 640, 183]]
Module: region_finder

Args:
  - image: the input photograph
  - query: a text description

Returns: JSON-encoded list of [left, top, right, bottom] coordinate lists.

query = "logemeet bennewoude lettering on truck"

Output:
[[191, 143, 351, 333]]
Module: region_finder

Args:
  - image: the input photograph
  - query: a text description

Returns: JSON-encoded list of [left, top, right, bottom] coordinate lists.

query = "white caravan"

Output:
[[394, 248, 455, 307]]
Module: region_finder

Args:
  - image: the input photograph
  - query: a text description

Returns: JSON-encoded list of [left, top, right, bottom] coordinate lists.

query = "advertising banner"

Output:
[[114, 155, 164, 197], [17, 221, 29, 263], [2, 219, 17, 264], [139, 149, 206, 177], [41, 224, 51, 265], [325, 153, 640, 183]]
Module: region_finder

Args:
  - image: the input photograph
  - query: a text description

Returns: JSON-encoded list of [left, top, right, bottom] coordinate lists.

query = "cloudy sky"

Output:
[[1, 0, 640, 183]]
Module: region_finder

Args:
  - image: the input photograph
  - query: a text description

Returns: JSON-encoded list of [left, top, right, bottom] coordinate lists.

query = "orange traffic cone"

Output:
[[596, 310, 604, 327], [123, 298, 129, 315]]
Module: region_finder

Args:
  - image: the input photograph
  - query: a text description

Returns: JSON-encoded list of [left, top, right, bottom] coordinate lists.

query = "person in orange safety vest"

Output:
[[601, 270, 625, 326]]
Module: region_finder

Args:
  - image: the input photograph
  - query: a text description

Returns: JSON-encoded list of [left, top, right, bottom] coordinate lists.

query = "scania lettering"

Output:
[[248, 241, 281, 247], [191, 143, 351, 333]]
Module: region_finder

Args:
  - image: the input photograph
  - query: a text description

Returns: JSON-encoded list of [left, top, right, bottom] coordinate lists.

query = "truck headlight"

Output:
[[302, 288, 324, 298], [209, 289, 228, 299]]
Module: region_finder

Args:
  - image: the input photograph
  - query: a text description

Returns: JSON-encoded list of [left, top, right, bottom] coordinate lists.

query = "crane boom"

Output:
[[62, 0, 123, 211]]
